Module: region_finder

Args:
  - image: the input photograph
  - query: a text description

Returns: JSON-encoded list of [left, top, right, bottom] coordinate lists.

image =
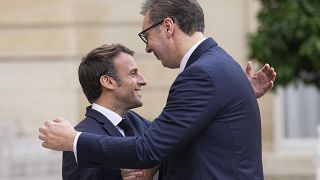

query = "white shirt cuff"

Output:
[[73, 131, 82, 163]]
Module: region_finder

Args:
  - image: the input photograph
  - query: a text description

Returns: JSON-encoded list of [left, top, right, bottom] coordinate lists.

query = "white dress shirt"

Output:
[[179, 38, 206, 72], [92, 103, 124, 135]]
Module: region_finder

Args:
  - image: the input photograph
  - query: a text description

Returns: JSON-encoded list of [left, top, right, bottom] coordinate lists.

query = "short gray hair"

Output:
[[140, 0, 205, 36]]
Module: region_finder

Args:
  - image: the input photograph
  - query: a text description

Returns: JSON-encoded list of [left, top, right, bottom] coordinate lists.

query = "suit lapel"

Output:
[[85, 107, 123, 137], [185, 38, 217, 69]]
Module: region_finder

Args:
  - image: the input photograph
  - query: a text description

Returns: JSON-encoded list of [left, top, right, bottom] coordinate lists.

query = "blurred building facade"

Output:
[[0, 0, 317, 179]]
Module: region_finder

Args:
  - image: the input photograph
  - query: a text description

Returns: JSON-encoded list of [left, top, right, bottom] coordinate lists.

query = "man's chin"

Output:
[[162, 62, 178, 69], [136, 102, 143, 107], [129, 102, 143, 109]]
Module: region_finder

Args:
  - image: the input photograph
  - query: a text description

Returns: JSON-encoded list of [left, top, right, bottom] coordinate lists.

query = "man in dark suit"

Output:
[[39, 0, 277, 179], [62, 44, 157, 180]]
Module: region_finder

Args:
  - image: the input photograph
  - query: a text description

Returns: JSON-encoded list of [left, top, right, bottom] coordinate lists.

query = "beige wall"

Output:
[[0, 0, 273, 138], [0, 0, 275, 164]]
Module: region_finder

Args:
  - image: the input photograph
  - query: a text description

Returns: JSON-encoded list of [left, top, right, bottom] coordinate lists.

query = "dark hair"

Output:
[[140, 0, 205, 36], [78, 44, 134, 103]]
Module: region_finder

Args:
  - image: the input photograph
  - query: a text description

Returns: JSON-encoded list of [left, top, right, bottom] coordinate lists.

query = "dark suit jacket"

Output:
[[62, 107, 150, 180], [77, 38, 264, 180]]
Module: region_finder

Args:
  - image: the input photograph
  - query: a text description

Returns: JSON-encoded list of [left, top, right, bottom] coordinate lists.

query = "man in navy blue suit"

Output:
[[62, 44, 157, 180], [40, 0, 277, 179]]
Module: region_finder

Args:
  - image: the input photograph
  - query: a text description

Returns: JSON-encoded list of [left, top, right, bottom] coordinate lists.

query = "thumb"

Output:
[[246, 61, 253, 76]]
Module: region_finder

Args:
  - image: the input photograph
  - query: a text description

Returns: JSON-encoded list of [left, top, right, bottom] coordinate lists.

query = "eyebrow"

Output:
[[129, 68, 138, 73]]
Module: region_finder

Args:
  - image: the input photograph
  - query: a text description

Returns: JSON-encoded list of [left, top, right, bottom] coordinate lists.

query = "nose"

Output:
[[138, 73, 147, 86], [145, 44, 152, 53]]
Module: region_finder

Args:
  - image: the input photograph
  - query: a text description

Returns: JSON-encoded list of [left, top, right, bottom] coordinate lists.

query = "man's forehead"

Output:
[[114, 54, 137, 69], [142, 13, 152, 27], [141, 17, 149, 29]]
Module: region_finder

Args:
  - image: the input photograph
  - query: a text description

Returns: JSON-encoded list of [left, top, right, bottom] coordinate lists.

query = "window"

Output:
[[275, 82, 320, 151]]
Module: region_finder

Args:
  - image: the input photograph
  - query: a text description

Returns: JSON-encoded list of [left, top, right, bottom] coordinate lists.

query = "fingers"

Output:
[[261, 63, 276, 83], [39, 124, 51, 149], [53, 117, 66, 123], [42, 141, 48, 148], [270, 81, 274, 89], [40, 120, 54, 136], [38, 131, 46, 141], [121, 169, 144, 175], [267, 67, 277, 82], [130, 171, 143, 177], [44, 120, 52, 127], [121, 169, 138, 173], [53, 118, 62, 123], [38, 117, 76, 151], [261, 63, 270, 73], [39, 130, 50, 149], [39, 125, 47, 134], [39, 120, 59, 148], [262, 81, 274, 93], [263, 82, 272, 92], [39, 124, 50, 141], [42, 141, 58, 151], [121, 169, 144, 179]]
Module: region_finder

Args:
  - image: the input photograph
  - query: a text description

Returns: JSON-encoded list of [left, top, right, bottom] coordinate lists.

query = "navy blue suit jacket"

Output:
[[62, 107, 150, 180], [77, 38, 263, 180]]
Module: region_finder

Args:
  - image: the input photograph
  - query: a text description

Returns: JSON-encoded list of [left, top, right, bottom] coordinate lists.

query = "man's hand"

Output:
[[121, 166, 159, 180], [246, 61, 277, 98], [38, 117, 77, 151], [121, 169, 144, 180]]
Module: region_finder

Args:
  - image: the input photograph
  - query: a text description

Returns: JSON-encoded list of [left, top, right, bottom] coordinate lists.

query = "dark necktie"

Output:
[[118, 118, 135, 137]]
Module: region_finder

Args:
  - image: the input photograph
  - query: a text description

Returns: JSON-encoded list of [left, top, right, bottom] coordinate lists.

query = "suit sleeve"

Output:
[[77, 66, 220, 168], [62, 151, 105, 180]]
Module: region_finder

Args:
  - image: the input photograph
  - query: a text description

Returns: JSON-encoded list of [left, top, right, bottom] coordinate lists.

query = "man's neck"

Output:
[[177, 32, 206, 59], [94, 98, 127, 117]]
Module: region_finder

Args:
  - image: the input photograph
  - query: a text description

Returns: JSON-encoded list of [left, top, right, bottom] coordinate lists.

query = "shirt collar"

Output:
[[179, 38, 207, 72], [91, 103, 122, 127]]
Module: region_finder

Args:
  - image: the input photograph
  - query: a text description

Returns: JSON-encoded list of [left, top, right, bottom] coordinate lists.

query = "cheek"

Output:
[[129, 83, 136, 92]]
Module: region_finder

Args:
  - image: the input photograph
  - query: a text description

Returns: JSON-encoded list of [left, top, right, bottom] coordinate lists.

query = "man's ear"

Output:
[[164, 18, 174, 36], [100, 75, 116, 90]]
